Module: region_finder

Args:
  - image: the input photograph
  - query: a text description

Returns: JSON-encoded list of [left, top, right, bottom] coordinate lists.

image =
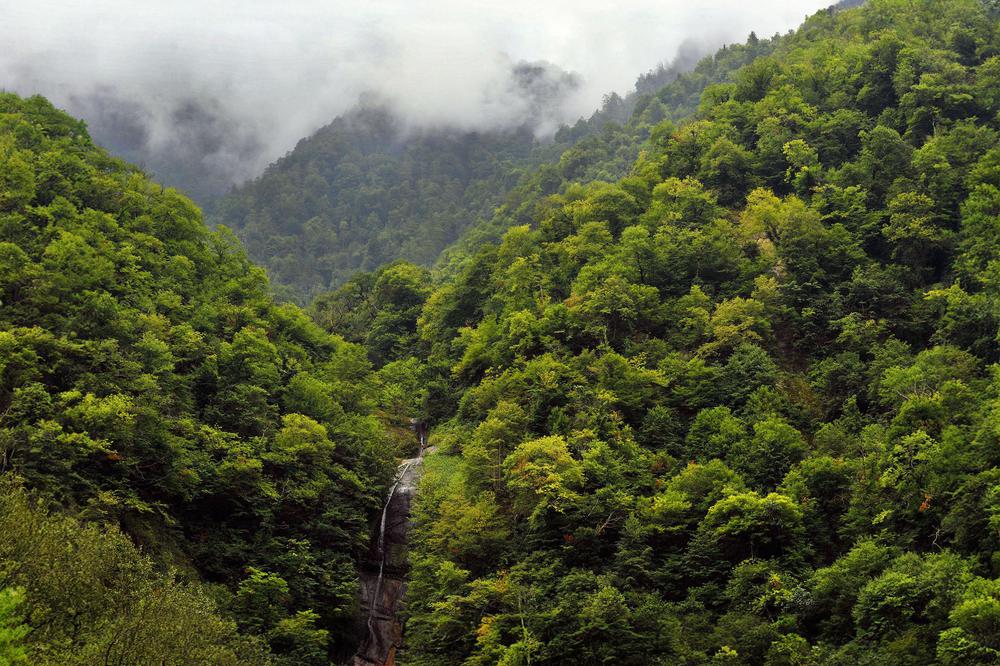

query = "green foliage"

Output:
[[217, 29, 784, 304], [0, 588, 28, 666], [211, 109, 545, 302], [729, 417, 807, 490], [395, 2, 1000, 663], [0, 93, 393, 661], [10, 0, 1000, 662], [0, 480, 268, 664], [502, 435, 584, 524]]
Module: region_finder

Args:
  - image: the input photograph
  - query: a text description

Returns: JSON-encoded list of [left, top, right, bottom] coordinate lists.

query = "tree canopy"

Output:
[[0, 93, 395, 663]]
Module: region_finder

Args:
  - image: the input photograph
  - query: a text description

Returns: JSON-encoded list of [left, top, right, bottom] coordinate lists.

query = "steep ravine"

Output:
[[350, 427, 428, 666]]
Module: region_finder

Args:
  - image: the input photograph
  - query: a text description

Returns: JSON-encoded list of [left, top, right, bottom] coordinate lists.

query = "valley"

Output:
[[3, 0, 1000, 664]]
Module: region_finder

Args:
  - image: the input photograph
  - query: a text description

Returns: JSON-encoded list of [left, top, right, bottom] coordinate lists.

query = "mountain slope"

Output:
[[212, 106, 541, 303], [312, 0, 1000, 663], [211, 34, 783, 303], [0, 93, 394, 664]]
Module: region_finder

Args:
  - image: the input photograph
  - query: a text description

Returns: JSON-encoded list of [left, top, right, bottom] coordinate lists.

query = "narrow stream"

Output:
[[350, 426, 427, 666]]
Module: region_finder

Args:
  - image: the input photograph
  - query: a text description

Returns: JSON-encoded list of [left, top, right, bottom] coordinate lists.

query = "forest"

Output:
[[0, 93, 399, 663], [4, 0, 1000, 664], [211, 31, 779, 303]]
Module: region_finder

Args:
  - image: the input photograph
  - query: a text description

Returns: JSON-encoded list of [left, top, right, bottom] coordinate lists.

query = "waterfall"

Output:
[[366, 458, 414, 644], [352, 421, 428, 665]]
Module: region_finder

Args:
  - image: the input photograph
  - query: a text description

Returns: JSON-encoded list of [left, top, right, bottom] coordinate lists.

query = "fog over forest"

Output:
[[2, 1, 826, 199], [8, 1, 1000, 664]]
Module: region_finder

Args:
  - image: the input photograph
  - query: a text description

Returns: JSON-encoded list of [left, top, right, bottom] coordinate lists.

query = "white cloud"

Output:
[[0, 0, 830, 196]]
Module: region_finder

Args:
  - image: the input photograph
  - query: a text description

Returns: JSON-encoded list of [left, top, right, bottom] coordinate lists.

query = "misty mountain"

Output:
[[61, 58, 584, 207], [211, 104, 542, 303], [67, 89, 267, 203], [212, 35, 781, 302], [2, 2, 826, 211]]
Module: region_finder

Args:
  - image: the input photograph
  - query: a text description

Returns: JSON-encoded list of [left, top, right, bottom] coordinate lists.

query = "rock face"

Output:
[[351, 450, 424, 666]]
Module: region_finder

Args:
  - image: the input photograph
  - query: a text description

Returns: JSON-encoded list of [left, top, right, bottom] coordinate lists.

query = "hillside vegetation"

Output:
[[0, 93, 395, 664], [5, 0, 1000, 664], [311, 0, 1000, 663], [212, 33, 780, 303]]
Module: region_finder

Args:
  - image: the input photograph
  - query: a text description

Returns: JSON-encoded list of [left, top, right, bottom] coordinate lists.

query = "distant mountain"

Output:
[[210, 106, 541, 303], [50, 89, 268, 204], [210, 35, 781, 303]]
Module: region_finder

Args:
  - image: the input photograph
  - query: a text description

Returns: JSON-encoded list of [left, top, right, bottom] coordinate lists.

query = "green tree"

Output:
[[729, 417, 807, 490], [502, 435, 584, 526], [0, 588, 28, 666]]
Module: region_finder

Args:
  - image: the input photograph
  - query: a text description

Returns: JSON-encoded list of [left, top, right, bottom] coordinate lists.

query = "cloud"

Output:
[[0, 0, 829, 199]]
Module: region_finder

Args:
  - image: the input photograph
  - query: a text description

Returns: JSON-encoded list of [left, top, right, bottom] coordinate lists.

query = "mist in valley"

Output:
[[2, 1, 828, 201]]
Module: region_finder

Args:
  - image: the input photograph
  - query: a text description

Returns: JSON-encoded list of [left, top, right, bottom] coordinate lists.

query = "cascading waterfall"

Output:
[[351, 423, 428, 666], [366, 459, 414, 644]]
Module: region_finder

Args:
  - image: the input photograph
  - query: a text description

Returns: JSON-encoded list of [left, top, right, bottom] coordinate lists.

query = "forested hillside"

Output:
[[212, 33, 782, 303], [435, 31, 786, 274], [211, 107, 539, 302], [0, 94, 397, 664], [315, 0, 1000, 663], [7, 0, 1000, 664]]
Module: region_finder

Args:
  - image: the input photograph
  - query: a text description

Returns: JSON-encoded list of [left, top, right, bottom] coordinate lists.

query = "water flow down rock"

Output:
[[351, 427, 427, 665]]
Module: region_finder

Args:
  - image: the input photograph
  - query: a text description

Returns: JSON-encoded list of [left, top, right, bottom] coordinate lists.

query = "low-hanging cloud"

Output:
[[1, 0, 829, 201]]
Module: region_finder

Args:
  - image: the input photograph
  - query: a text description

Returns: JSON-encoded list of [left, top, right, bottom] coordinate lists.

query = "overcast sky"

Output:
[[1, 0, 830, 197]]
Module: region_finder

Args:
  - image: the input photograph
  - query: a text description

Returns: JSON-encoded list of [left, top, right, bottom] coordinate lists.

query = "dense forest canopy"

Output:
[[310, 0, 1000, 663], [0, 93, 399, 664], [6, 0, 1000, 664], [211, 107, 540, 303]]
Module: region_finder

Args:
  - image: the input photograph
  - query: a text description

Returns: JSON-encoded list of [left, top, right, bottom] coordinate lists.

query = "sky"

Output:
[[0, 0, 831, 199]]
